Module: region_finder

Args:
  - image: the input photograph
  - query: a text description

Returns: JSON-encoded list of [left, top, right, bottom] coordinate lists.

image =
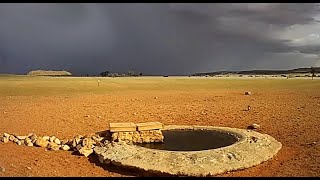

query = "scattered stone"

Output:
[[75, 144, 83, 151], [31, 138, 37, 144], [0, 166, 5, 173], [133, 113, 137, 116], [245, 91, 252, 95], [61, 139, 68, 145], [72, 136, 83, 148], [85, 115, 91, 118], [53, 138, 61, 145], [49, 136, 56, 142], [79, 147, 94, 157], [25, 138, 33, 146], [247, 123, 260, 130], [92, 136, 103, 142], [48, 142, 60, 151], [9, 135, 15, 141], [247, 105, 251, 111], [98, 116, 102, 118], [16, 136, 27, 140], [3, 133, 10, 138], [16, 140, 22, 146], [35, 138, 49, 147], [61, 145, 70, 151], [82, 137, 95, 149], [154, 97, 158, 99], [29, 134, 37, 142], [27, 167, 31, 170], [42, 136, 50, 141], [2, 137, 9, 143]]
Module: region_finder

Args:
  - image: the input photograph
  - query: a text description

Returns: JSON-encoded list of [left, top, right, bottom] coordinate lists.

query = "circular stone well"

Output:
[[94, 125, 282, 177]]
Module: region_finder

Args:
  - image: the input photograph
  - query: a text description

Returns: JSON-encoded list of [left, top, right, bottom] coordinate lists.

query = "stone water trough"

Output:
[[94, 124, 282, 177]]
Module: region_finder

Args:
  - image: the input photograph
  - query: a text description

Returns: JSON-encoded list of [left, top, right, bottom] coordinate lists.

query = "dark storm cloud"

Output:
[[0, 3, 319, 75]]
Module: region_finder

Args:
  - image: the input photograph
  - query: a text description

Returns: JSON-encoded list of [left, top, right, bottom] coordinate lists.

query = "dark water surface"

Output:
[[138, 129, 240, 151]]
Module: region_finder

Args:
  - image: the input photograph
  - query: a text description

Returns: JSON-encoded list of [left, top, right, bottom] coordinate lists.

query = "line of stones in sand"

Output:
[[0, 132, 106, 157], [0, 122, 165, 157]]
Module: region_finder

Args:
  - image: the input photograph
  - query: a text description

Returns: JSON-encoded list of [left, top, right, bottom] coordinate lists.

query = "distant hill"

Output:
[[193, 67, 320, 76], [27, 70, 72, 76]]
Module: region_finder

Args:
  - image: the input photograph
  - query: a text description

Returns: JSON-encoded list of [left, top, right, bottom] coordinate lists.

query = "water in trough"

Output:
[[138, 129, 240, 151]]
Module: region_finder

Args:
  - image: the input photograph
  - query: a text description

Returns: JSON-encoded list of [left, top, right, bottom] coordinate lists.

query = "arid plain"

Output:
[[0, 75, 319, 177]]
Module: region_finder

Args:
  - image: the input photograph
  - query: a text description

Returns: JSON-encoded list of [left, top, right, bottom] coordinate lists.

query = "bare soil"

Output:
[[0, 83, 320, 177]]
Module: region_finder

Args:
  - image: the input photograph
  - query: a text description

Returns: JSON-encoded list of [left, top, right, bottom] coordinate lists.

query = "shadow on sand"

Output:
[[86, 153, 177, 177]]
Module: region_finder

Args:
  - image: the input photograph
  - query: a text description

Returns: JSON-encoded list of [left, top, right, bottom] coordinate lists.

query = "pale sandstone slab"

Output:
[[109, 123, 136, 132], [136, 122, 163, 131], [111, 130, 164, 143]]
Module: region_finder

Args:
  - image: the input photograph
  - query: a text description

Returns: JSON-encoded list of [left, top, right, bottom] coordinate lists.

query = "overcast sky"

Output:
[[0, 3, 320, 75]]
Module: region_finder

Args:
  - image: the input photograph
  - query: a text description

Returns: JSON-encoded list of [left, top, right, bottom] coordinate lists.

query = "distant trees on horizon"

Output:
[[98, 70, 142, 77]]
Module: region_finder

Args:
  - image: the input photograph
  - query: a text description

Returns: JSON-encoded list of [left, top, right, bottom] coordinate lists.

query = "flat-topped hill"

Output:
[[27, 70, 72, 76]]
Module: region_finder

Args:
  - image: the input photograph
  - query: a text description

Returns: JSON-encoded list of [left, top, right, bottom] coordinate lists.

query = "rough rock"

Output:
[[2, 136, 9, 143], [9, 135, 15, 141], [27, 133, 34, 137], [247, 123, 260, 130], [31, 138, 37, 144], [75, 144, 83, 151], [72, 136, 82, 148], [16, 140, 22, 146], [47, 142, 60, 151], [42, 136, 50, 141], [16, 136, 27, 140], [35, 138, 49, 147], [61, 139, 68, 145], [24, 138, 33, 146], [29, 134, 37, 142], [74, 135, 83, 144], [3, 133, 10, 138], [92, 136, 103, 142], [78, 147, 94, 157], [53, 138, 61, 145], [61, 145, 70, 151], [82, 137, 95, 149], [49, 136, 56, 142]]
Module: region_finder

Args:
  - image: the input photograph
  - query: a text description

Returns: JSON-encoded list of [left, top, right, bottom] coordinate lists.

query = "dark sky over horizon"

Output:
[[1, 3, 320, 75]]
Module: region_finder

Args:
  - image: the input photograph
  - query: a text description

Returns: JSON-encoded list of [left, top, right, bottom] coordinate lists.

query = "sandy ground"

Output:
[[0, 77, 320, 177]]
